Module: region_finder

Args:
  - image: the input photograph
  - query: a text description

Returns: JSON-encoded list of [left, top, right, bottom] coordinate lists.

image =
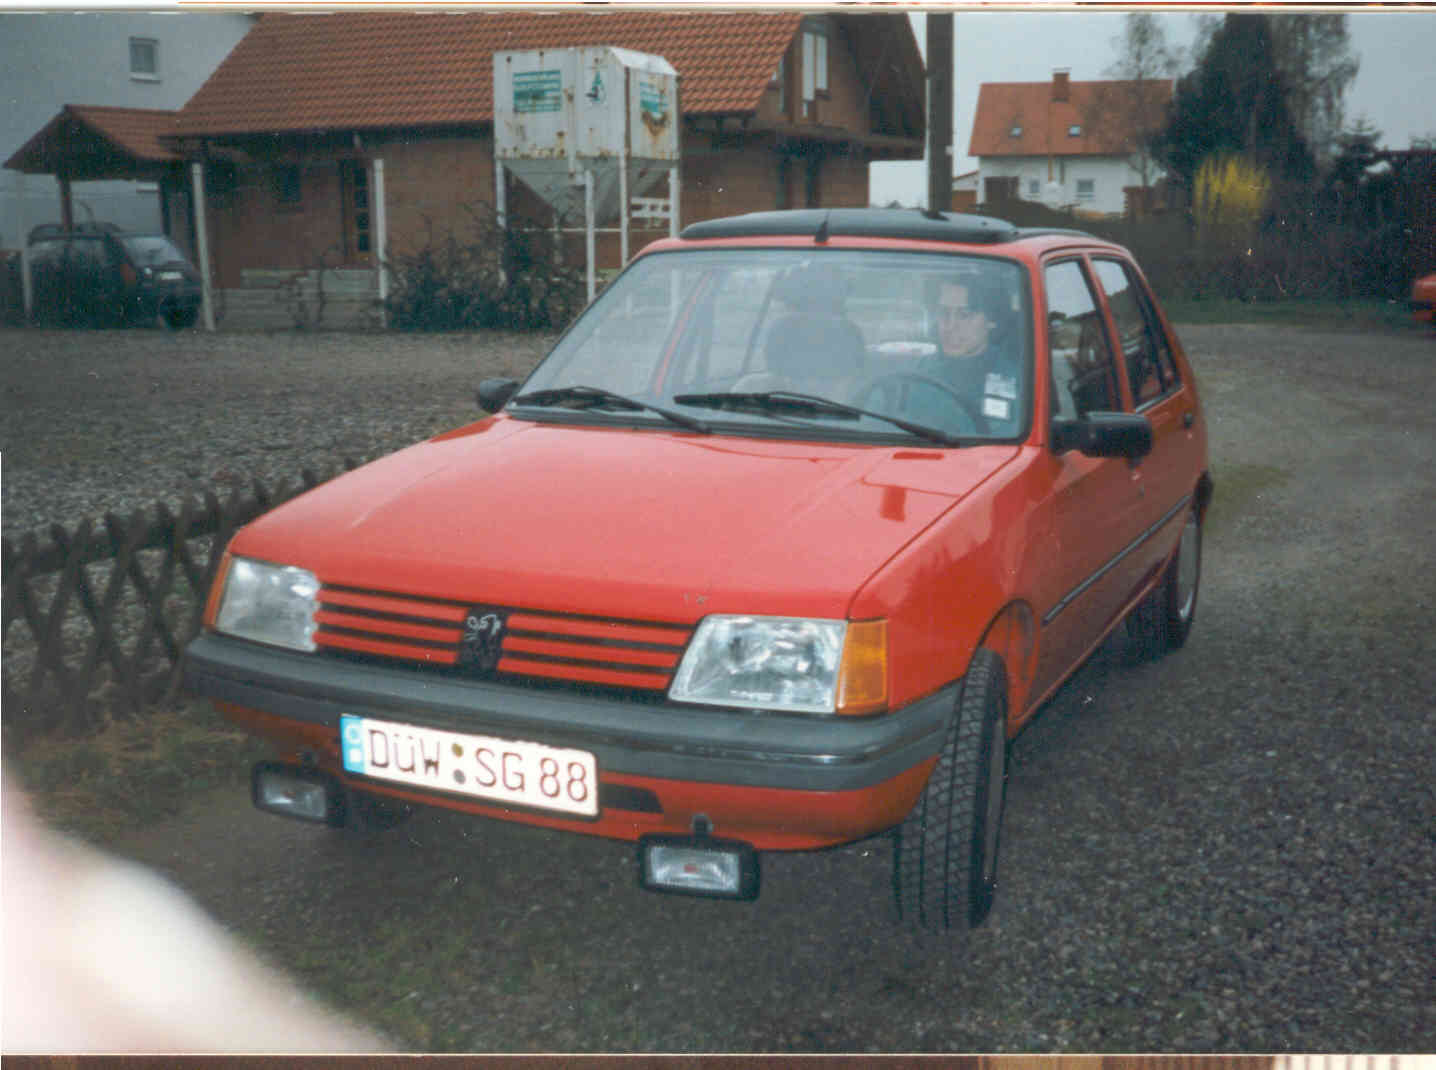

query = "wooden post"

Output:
[[372, 156, 388, 327], [620, 141, 630, 267], [17, 172, 33, 319], [58, 174, 74, 230], [926, 13, 954, 214], [495, 151, 507, 289], [190, 161, 215, 331], [585, 167, 596, 305]]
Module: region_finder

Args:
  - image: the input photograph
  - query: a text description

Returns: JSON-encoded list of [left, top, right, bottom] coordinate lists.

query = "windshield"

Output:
[[119, 235, 189, 266], [517, 248, 1032, 444]]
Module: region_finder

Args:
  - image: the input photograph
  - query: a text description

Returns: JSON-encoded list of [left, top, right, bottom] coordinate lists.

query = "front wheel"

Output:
[[892, 648, 1009, 930]]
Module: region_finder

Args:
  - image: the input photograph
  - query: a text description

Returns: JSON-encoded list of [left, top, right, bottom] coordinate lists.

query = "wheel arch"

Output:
[[1195, 470, 1215, 518], [976, 601, 1036, 734]]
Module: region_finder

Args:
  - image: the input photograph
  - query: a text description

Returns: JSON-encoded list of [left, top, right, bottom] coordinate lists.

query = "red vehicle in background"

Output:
[[185, 208, 1212, 931], [1411, 272, 1436, 327]]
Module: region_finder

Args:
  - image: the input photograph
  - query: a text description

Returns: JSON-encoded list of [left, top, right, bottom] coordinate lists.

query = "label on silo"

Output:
[[513, 70, 562, 114], [638, 76, 670, 135]]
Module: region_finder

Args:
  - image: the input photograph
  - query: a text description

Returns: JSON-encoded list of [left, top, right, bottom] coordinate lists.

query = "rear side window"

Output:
[[28, 239, 67, 266], [72, 239, 114, 269], [1092, 259, 1180, 406], [1045, 259, 1120, 419], [120, 235, 188, 266]]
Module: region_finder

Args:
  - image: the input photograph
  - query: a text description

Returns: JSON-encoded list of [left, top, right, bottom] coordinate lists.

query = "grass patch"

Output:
[[1165, 297, 1418, 332], [8, 699, 270, 847]]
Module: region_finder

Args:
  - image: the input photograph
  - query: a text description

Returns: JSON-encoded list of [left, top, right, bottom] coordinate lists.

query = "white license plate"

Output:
[[159, 270, 184, 281], [340, 715, 598, 817]]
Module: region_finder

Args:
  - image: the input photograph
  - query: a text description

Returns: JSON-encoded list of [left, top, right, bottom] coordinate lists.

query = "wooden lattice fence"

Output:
[[2, 461, 360, 743]]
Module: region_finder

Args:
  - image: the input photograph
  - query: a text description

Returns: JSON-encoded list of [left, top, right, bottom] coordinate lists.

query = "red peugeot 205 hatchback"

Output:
[[186, 209, 1211, 930]]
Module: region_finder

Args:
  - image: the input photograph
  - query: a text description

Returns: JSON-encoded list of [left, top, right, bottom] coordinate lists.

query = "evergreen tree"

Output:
[[1154, 13, 1315, 193]]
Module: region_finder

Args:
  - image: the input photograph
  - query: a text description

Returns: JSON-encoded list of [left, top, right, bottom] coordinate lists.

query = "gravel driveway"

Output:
[[2, 328, 555, 540], [3, 323, 1433, 1052]]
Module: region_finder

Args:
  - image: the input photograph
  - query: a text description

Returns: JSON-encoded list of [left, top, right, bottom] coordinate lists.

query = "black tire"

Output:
[[1127, 499, 1203, 659], [893, 648, 1009, 930], [162, 305, 198, 329]]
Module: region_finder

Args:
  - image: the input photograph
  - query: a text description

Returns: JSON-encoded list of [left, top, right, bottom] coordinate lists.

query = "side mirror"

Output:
[[477, 378, 519, 413], [1052, 411, 1153, 460]]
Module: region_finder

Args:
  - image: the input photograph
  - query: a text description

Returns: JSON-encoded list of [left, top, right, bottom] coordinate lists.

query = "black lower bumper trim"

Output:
[[184, 633, 952, 793]]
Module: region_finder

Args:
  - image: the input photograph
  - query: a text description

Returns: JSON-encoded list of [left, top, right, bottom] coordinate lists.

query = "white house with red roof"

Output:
[[968, 70, 1173, 217]]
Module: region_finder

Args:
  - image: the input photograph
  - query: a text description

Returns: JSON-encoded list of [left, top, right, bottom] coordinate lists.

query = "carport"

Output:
[[4, 104, 212, 326]]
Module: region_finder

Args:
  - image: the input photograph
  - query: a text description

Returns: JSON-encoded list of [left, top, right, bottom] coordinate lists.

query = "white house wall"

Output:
[[0, 12, 253, 250], [977, 154, 1156, 216]]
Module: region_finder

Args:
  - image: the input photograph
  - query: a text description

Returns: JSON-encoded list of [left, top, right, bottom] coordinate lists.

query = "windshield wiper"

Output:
[[510, 385, 711, 434], [672, 390, 967, 447]]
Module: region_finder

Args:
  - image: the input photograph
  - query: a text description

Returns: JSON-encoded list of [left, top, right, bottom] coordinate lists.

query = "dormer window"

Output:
[[129, 37, 159, 81], [1068, 123, 1083, 137], [1010, 124, 1023, 138]]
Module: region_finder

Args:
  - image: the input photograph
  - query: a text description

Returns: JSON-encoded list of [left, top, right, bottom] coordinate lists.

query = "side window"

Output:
[[1092, 259, 1181, 407], [28, 239, 66, 268], [1045, 259, 1120, 420]]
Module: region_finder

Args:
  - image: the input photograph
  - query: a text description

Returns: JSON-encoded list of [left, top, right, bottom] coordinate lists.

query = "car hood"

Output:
[[233, 416, 1019, 622]]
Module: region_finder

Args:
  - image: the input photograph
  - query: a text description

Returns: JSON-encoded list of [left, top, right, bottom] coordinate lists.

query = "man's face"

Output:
[[937, 282, 990, 358]]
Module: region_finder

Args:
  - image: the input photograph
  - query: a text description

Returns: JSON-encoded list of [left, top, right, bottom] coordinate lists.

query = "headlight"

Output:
[[213, 557, 319, 652], [671, 615, 887, 715]]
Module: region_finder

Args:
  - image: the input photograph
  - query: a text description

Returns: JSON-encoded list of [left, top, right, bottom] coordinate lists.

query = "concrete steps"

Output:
[[216, 268, 382, 329]]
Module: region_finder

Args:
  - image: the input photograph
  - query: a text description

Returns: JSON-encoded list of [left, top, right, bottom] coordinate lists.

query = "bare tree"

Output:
[[1267, 14, 1359, 169], [1095, 13, 1183, 188]]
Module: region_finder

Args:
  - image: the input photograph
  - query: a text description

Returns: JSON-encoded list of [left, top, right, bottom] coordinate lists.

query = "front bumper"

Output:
[[184, 633, 951, 848]]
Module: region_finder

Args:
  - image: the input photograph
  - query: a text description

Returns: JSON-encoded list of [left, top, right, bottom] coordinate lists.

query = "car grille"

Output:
[[313, 584, 691, 692]]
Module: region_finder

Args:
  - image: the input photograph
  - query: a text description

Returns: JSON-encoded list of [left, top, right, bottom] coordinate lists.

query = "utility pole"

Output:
[[926, 13, 954, 214]]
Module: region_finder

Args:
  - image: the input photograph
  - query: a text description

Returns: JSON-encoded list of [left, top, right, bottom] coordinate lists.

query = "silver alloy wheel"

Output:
[[1175, 508, 1200, 622], [983, 713, 1006, 883]]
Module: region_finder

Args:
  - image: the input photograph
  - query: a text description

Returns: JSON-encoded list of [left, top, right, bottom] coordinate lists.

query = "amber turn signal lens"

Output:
[[203, 551, 233, 630], [835, 619, 888, 715]]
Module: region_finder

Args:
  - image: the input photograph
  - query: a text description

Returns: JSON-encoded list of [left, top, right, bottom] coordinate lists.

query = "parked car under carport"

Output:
[[26, 222, 201, 328]]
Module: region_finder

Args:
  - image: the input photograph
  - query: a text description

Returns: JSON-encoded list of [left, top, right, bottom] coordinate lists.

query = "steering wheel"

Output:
[[854, 372, 983, 436]]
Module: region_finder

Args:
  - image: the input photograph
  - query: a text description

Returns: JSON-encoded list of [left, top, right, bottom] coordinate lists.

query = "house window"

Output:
[[342, 161, 371, 257], [985, 176, 1018, 203], [1068, 123, 1083, 137], [801, 16, 830, 115], [129, 37, 159, 81], [275, 164, 302, 208], [1076, 179, 1095, 202], [1028, 178, 1041, 197], [1010, 125, 1023, 139]]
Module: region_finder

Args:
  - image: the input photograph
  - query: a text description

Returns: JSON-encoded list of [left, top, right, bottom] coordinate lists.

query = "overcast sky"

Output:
[[873, 9, 1436, 207]]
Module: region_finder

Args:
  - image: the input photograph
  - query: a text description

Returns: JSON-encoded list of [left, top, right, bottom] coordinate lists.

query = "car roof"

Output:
[[670, 208, 1126, 259], [27, 221, 126, 242]]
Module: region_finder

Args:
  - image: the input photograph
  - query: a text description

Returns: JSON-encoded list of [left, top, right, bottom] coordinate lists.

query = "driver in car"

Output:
[[910, 274, 1023, 436]]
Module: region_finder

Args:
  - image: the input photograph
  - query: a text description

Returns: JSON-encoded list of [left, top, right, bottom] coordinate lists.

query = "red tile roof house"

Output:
[[167, 11, 925, 329], [969, 70, 1173, 219]]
